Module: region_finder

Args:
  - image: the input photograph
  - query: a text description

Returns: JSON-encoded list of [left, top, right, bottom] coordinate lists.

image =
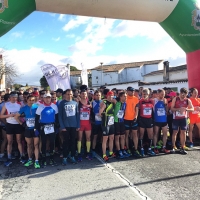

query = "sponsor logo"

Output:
[[0, 0, 8, 13], [192, 2, 200, 31]]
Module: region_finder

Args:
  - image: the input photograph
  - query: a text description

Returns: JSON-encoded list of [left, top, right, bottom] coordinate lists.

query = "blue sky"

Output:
[[0, 11, 186, 85]]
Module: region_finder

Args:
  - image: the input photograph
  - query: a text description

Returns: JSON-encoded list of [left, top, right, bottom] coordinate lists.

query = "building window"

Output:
[[96, 76, 98, 79]]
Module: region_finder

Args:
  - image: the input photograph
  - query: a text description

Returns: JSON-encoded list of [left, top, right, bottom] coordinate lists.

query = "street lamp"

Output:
[[100, 62, 103, 86]]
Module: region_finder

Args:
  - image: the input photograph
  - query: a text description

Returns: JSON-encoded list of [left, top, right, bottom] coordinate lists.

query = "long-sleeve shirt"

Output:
[[58, 100, 80, 129]]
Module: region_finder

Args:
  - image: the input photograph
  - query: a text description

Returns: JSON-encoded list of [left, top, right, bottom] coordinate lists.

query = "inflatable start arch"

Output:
[[0, 0, 200, 91]]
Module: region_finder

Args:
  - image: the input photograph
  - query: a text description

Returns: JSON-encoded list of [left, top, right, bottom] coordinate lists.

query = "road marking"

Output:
[[95, 154, 152, 200]]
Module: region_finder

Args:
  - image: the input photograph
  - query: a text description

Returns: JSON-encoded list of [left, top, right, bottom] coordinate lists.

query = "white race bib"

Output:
[[95, 114, 102, 121], [44, 124, 54, 135], [26, 118, 35, 128], [108, 116, 114, 125], [80, 112, 90, 120], [65, 105, 76, 117], [176, 111, 185, 117], [143, 108, 152, 116], [157, 108, 165, 116], [117, 110, 124, 119]]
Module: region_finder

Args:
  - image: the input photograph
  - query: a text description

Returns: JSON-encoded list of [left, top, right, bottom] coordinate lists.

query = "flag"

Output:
[[81, 63, 88, 86]]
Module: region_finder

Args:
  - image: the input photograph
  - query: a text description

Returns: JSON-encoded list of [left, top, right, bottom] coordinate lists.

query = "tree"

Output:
[[13, 83, 23, 91], [40, 76, 49, 89], [70, 66, 78, 71]]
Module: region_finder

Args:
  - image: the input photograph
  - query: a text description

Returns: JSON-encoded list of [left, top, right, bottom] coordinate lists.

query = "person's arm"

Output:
[[76, 102, 80, 131], [58, 102, 66, 131], [165, 98, 169, 114], [135, 105, 139, 120], [0, 105, 14, 119], [186, 99, 194, 112], [170, 97, 180, 112], [14, 113, 22, 125], [99, 101, 106, 115]]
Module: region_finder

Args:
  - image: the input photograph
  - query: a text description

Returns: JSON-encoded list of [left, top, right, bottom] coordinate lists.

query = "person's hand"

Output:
[[76, 128, 80, 131], [61, 128, 67, 132], [112, 99, 117, 104], [180, 107, 186, 114], [9, 113, 15, 117]]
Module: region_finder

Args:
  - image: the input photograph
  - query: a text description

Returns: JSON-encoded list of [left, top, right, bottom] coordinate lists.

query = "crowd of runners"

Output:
[[0, 85, 199, 169]]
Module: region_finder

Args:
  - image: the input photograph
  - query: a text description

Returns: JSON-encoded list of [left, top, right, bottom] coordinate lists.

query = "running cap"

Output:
[[43, 93, 51, 98], [169, 91, 177, 97], [107, 91, 114, 96], [89, 90, 94, 95], [127, 87, 135, 92]]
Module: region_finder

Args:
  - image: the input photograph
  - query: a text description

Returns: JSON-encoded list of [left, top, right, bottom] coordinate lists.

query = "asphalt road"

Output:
[[0, 146, 200, 200]]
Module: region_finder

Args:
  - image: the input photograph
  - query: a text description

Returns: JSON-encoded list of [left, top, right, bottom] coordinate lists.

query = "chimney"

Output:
[[163, 61, 169, 81]]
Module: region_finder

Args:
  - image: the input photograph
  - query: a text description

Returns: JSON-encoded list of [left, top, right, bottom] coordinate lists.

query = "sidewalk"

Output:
[[0, 158, 143, 200]]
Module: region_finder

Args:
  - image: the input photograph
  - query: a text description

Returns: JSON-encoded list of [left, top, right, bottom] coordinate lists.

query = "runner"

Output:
[[0, 92, 25, 166], [153, 89, 170, 154], [124, 87, 140, 157], [171, 88, 194, 154], [99, 90, 116, 161], [114, 91, 131, 158], [34, 93, 59, 167], [15, 95, 40, 169], [188, 88, 200, 148], [91, 90, 102, 158], [58, 89, 80, 165], [139, 88, 155, 156], [77, 89, 92, 161]]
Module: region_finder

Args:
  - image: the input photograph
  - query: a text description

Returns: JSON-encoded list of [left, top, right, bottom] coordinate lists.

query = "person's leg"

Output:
[[33, 137, 40, 161], [125, 130, 130, 150], [49, 132, 56, 155], [189, 123, 194, 144], [162, 126, 168, 147], [108, 134, 114, 155], [180, 130, 186, 148], [1, 129, 7, 155], [147, 127, 153, 149], [6, 134, 13, 159], [196, 123, 200, 138], [115, 135, 120, 151], [85, 130, 91, 154], [132, 130, 138, 150], [77, 131, 83, 154], [172, 130, 178, 148], [120, 135, 125, 150], [153, 126, 159, 148], [16, 134, 23, 156], [40, 129, 47, 165], [62, 130, 70, 158], [25, 137, 33, 160], [102, 136, 108, 157], [69, 128, 77, 157]]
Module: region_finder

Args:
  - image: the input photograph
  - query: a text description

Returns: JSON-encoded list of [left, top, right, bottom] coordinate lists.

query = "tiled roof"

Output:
[[144, 64, 187, 76], [138, 79, 188, 86], [92, 60, 163, 72]]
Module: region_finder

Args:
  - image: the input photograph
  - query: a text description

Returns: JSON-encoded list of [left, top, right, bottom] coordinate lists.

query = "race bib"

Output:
[[80, 112, 90, 120], [65, 105, 76, 117], [117, 110, 124, 119], [108, 116, 114, 125], [157, 108, 165, 116], [26, 118, 35, 128], [176, 111, 185, 117], [95, 114, 102, 121], [143, 108, 152, 116], [44, 124, 54, 135]]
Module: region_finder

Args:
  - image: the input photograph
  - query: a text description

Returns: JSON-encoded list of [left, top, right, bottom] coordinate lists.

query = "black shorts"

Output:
[[154, 122, 168, 128], [172, 118, 187, 131], [102, 125, 115, 136], [139, 117, 153, 128], [115, 122, 125, 135], [124, 119, 138, 131], [6, 123, 22, 135], [24, 129, 39, 138], [92, 124, 102, 135]]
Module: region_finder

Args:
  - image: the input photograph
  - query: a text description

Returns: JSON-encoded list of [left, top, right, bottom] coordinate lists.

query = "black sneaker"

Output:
[[41, 160, 47, 168], [49, 158, 57, 166], [180, 148, 188, 155]]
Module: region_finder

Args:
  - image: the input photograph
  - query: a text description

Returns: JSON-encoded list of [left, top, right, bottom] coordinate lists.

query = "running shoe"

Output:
[[34, 161, 40, 169], [86, 153, 93, 160], [118, 151, 124, 159], [62, 158, 67, 166], [183, 146, 189, 151], [91, 150, 96, 158], [109, 152, 116, 158], [49, 158, 57, 166], [133, 150, 142, 158], [20, 156, 26, 164], [70, 156, 77, 164], [180, 148, 188, 155], [126, 149, 132, 156], [78, 155, 82, 162], [24, 160, 33, 167], [41, 160, 47, 168], [189, 142, 194, 148], [4, 159, 12, 167], [123, 150, 130, 158], [154, 148, 159, 154], [140, 149, 145, 157], [103, 155, 109, 162], [147, 149, 156, 156], [157, 140, 163, 147], [161, 148, 170, 154]]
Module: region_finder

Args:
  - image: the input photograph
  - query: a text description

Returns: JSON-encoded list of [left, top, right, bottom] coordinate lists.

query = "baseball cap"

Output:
[[107, 91, 114, 96], [169, 91, 177, 97], [32, 91, 39, 97], [55, 88, 63, 94], [43, 93, 51, 98], [89, 90, 94, 95], [127, 87, 135, 92]]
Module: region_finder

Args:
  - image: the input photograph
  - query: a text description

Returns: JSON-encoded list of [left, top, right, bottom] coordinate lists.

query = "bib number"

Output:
[[176, 111, 185, 117], [95, 114, 102, 121], [157, 108, 165, 116], [117, 110, 124, 119], [143, 108, 152, 116], [26, 118, 35, 128], [80, 112, 89, 120], [44, 124, 54, 135], [66, 107, 75, 117], [108, 116, 114, 126]]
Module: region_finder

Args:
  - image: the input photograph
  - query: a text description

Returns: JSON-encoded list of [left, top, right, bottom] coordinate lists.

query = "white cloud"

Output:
[[11, 32, 24, 38], [58, 14, 66, 22], [52, 37, 60, 42]]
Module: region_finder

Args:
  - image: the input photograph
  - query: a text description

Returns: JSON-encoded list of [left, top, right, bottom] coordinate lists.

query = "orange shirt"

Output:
[[189, 97, 200, 118], [124, 95, 139, 120]]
